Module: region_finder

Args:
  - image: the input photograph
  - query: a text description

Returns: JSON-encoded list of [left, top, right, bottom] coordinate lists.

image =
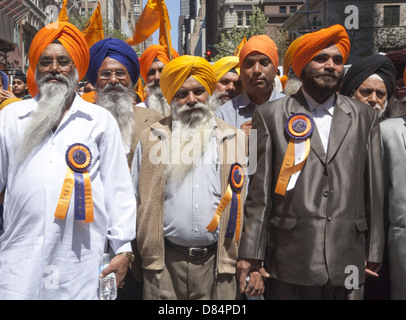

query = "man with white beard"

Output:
[[136, 44, 179, 116], [340, 54, 397, 121], [131, 55, 248, 300], [86, 39, 164, 167], [0, 22, 136, 300]]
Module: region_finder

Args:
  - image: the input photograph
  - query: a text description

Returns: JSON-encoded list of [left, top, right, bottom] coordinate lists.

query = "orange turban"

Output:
[[292, 24, 350, 77], [212, 56, 240, 82], [239, 35, 279, 72], [160, 55, 216, 105], [27, 21, 90, 97], [139, 44, 180, 83]]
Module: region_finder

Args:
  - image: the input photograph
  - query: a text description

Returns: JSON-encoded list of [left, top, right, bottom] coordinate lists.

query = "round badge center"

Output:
[[73, 150, 87, 165], [292, 119, 307, 133]]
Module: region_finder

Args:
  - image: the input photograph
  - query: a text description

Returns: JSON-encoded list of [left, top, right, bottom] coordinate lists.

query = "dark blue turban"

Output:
[[86, 37, 140, 87], [1, 70, 9, 90]]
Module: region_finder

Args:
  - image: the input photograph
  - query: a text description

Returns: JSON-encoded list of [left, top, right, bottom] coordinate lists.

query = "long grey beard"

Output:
[[146, 82, 171, 116], [16, 69, 78, 166], [165, 100, 214, 190], [96, 82, 135, 150]]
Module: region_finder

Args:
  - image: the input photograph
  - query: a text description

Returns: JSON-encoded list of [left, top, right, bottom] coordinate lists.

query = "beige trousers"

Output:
[[142, 242, 238, 300]]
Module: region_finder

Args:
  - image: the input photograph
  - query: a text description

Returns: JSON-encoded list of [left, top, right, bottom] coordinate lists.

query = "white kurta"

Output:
[[0, 95, 136, 300]]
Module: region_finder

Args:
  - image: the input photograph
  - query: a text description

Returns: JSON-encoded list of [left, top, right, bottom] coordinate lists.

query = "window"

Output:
[[246, 12, 251, 26], [290, 6, 297, 13], [279, 6, 287, 14], [384, 5, 400, 26], [237, 12, 243, 26]]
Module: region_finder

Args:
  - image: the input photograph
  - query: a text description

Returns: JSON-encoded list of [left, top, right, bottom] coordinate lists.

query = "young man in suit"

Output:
[[237, 25, 385, 300]]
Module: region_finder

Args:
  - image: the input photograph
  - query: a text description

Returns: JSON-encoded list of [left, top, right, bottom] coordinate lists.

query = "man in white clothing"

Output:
[[0, 22, 136, 300]]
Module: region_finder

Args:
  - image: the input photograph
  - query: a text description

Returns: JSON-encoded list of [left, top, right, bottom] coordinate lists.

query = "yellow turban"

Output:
[[292, 24, 350, 77], [212, 56, 240, 82], [160, 55, 216, 105], [27, 21, 90, 97], [239, 35, 279, 72]]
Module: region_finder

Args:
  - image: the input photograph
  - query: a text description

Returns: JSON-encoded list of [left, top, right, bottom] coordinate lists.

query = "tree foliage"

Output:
[[213, 6, 268, 61]]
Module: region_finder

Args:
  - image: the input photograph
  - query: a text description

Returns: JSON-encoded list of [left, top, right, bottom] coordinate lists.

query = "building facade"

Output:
[[281, 0, 406, 63]]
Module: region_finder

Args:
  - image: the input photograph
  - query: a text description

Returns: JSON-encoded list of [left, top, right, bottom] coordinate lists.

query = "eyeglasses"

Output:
[[99, 69, 128, 80], [37, 59, 72, 70]]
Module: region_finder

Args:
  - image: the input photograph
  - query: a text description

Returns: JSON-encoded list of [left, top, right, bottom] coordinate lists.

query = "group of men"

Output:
[[0, 20, 405, 300]]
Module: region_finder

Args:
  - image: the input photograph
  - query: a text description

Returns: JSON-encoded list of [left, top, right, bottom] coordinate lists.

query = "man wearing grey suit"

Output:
[[381, 113, 406, 299], [237, 25, 385, 300]]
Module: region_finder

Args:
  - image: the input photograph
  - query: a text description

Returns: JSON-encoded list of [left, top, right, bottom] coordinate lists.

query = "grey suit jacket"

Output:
[[380, 115, 406, 299], [239, 89, 385, 287]]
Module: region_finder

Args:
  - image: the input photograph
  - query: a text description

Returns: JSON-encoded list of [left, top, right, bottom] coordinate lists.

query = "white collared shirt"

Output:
[[215, 89, 286, 129], [0, 94, 136, 299], [301, 88, 336, 153], [131, 118, 221, 247]]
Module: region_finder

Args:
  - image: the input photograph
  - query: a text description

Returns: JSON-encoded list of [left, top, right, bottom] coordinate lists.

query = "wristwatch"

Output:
[[119, 251, 135, 263]]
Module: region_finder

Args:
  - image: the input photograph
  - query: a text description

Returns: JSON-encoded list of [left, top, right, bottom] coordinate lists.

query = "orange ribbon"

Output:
[[275, 138, 311, 196]]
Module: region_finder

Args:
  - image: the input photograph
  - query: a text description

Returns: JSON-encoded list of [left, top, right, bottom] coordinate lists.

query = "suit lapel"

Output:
[[290, 90, 327, 164], [326, 96, 351, 164]]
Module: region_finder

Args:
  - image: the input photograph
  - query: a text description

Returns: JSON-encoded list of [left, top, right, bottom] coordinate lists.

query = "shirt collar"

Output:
[[301, 87, 336, 116], [239, 88, 285, 109]]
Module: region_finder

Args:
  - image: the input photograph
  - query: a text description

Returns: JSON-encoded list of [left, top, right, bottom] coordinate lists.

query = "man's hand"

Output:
[[0, 89, 16, 103], [365, 261, 381, 278], [240, 120, 252, 136], [99, 254, 131, 288], [237, 258, 270, 297]]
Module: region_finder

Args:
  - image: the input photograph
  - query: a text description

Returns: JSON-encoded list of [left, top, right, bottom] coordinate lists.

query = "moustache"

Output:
[[317, 72, 338, 79], [39, 73, 70, 85], [101, 83, 127, 93]]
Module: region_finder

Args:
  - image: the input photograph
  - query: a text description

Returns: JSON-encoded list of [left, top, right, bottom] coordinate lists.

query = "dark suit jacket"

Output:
[[239, 89, 385, 287]]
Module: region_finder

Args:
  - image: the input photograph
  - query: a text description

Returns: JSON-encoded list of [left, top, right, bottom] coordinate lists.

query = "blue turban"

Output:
[[86, 38, 140, 87], [1, 70, 9, 90]]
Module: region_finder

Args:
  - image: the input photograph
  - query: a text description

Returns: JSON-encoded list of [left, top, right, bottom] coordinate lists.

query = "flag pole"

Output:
[[162, 15, 173, 60]]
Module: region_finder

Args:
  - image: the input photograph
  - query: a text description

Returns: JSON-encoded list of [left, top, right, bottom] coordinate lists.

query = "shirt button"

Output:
[[194, 228, 198, 232], [195, 184, 199, 188], [327, 215, 332, 221], [194, 204, 199, 209], [323, 191, 329, 197]]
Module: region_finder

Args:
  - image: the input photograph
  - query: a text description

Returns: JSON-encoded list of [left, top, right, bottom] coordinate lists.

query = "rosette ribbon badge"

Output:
[[206, 163, 244, 241], [54, 143, 94, 223], [275, 113, 314, 196]]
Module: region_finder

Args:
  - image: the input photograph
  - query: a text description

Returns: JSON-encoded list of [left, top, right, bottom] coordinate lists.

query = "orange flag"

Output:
[[234, 36, 247, 57], [57, 0, 69, 22], [82, 2, 104, 49], [127, 0, 173, 59]]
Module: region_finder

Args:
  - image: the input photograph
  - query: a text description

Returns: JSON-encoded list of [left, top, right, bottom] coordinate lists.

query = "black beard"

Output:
[[301, 66, 343, 103]]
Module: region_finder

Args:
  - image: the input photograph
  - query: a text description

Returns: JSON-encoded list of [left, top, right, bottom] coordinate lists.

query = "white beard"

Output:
[[210, 91, 229, 111], [17, 69, 78, 166], [146, 81, 171, 116], [165, 99, 214, 190], [96, 82, 135, 150], [372, 100, 388, 119]]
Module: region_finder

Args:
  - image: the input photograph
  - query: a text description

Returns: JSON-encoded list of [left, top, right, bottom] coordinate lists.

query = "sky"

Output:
[[149, 0, 180, 51]]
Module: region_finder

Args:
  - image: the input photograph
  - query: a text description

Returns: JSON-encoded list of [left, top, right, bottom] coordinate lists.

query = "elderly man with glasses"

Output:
[[0, 22, 137, 300], [85, 38, 163, 167]]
